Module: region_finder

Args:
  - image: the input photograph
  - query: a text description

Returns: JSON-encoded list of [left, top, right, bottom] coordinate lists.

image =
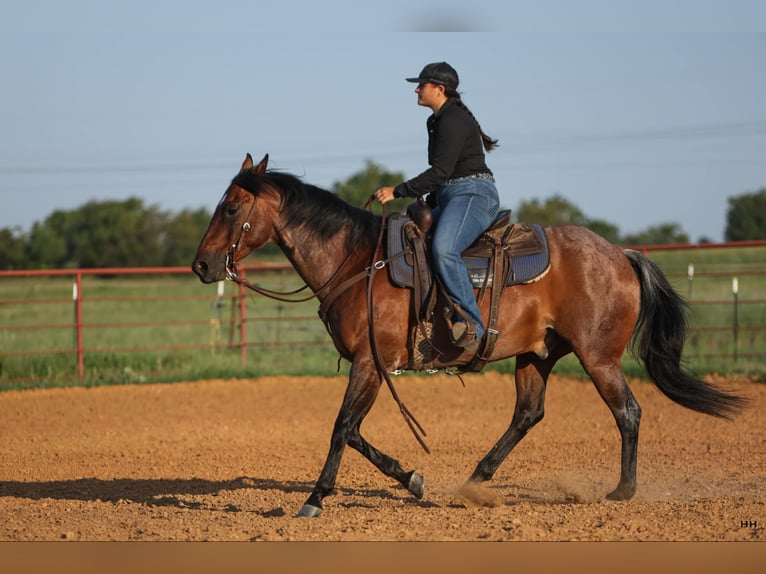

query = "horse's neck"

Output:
[[277, 228, 370, 293]]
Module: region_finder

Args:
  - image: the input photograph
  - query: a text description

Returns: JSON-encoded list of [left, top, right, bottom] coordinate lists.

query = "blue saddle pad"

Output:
[[387, 215, 550, 289]]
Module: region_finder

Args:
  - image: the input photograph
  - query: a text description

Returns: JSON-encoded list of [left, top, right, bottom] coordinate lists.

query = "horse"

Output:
[[192, 153, 747, 518]]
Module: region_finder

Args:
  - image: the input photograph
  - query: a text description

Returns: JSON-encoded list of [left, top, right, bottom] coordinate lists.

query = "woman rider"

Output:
[[375, 62, 500, 353]]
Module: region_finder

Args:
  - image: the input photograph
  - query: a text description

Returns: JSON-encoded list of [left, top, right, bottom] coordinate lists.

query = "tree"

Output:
[[25, 215, 70, 268], [586, 219, 621, 244], [622, 223, 690, 246], [76, 198, 166, 267], [162, 207, 212, 266], [332, 159, 409, 212], [0, 227, 26, 270], [514, 194, 621, 243], [515, 194, 590, 228], [24, 197, 167, 268], [15, 198, 218, 269], [725, 188, 766, 241]]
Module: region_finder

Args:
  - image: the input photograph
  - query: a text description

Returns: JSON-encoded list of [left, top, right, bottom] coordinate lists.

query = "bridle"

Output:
[[225, 222, 251, 281], [223, 193, 372, 305]]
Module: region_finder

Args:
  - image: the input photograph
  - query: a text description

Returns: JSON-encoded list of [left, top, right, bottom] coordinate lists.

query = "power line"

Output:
[[0, 119, 765, 177], [503, 120, 766, 154]]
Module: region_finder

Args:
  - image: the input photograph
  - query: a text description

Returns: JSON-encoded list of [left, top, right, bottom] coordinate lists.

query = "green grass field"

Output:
[[1, 244, 764, 390]]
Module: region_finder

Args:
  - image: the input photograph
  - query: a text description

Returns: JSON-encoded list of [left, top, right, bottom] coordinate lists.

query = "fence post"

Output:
[[732, 277, 739, 362], [73, 272, 84, 380], [209, 281, 224, 351], [228, 287, 236, 348], [687, 263, 694, 300], [215, 281, 225, 323], [238, 268, 248, 366]]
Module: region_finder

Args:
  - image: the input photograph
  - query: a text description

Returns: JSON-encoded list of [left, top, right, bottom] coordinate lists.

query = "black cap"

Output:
[[406, 62, 459, 90]]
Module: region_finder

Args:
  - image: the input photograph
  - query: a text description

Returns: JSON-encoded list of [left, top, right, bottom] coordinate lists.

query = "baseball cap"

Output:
[[406, 62, 459, 90]]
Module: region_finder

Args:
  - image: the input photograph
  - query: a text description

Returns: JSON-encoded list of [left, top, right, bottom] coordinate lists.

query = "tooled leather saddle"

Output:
[[385, 203, 551, 372]]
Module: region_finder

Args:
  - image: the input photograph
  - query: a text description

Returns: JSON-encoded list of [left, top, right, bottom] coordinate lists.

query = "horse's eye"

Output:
[[224, 203, 239, 217]]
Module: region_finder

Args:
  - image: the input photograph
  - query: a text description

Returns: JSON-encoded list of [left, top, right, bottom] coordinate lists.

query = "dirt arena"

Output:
[[0, 372, 763, 542]]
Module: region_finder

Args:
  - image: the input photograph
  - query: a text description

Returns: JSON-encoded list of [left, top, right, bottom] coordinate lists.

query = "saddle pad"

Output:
[[386, 215, 550, 289]]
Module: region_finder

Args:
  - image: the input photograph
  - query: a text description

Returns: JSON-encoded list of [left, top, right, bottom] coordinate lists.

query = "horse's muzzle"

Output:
[[191, 255, 225, 283]]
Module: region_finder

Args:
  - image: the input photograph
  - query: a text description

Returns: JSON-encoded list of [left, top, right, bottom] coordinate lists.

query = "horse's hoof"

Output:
[[605, 485, 636, 501], [408, 471, 425, 499], [295, 504, 323, 518]]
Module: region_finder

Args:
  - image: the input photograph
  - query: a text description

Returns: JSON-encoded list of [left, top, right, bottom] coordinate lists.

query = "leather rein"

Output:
[[223, 195, 429, 453]]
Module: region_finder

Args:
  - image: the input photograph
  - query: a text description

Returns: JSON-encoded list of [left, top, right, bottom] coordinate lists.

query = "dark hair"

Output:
[[444, 87, 499, 152], [232, 170, 379, 252]]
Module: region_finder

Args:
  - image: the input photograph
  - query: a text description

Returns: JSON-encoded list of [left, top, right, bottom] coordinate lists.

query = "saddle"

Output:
[[386, 203, 550, 373]]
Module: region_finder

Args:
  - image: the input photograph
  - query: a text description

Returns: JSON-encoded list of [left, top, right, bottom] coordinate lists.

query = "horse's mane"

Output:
[[232, 169, 381, 252]]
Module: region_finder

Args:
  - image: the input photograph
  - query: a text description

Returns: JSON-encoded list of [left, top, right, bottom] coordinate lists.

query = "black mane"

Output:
[[232, 170, 381, 252]]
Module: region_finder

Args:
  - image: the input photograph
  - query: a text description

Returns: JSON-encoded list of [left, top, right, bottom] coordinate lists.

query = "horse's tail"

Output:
[[625, 249, 749, 419]]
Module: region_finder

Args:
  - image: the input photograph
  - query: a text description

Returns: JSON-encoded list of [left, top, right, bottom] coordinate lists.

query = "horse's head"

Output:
[[192, 153, 280, 283]]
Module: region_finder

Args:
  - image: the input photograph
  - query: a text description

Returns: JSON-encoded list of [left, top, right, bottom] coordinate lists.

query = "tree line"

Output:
[[331, 161, 765, 246], [0, 199, 211, 270], [1, 161, 763, 270]]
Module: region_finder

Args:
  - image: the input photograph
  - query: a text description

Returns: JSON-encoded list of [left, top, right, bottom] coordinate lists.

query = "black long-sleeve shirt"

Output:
[[394, 100, 492, 199]]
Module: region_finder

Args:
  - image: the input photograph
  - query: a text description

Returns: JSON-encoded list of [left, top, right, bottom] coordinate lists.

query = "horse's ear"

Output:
[[254, 153, 269, 175], [240, 153, 254, 172]]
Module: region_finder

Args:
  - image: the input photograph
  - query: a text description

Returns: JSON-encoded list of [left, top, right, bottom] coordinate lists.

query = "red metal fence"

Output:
[[1, 240, 765, 384], [0, 263, 326, 383]]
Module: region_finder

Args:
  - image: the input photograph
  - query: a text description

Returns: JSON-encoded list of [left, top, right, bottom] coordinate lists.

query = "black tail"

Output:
[[625, 249, 749, 419]]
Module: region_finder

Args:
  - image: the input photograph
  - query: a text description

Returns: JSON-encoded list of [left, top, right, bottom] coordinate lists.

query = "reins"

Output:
[[226, 247, 356, 304], [366, 199, 430, 454]]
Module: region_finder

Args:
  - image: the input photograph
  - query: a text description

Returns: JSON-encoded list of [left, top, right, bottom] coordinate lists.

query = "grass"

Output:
[[1, 244, 764, 390], [0, 269, 345, 390], [644, 245, 766, 376]]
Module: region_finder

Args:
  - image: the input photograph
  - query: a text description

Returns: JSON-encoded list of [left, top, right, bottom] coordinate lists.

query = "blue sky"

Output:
[[1, 2, 765, 243]]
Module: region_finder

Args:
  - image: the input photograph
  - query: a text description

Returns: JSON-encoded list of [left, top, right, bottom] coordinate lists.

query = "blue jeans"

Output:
[[431, 177, 500, 340]]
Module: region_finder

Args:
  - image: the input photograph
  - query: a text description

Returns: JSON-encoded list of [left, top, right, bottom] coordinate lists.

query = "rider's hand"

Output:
[[374, 187, 396, 205]]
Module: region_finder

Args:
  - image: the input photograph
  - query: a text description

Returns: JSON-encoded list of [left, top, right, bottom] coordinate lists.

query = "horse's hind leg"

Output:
[[468, 352, 555, 483], [583, 361, 642, 500]]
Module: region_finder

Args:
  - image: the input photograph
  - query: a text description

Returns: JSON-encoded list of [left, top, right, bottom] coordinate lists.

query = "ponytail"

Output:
[[445, 88, 499, 152]]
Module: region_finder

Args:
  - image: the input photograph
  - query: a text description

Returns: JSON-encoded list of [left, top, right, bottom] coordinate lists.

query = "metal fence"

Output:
[[0, 263, 329, 383], [1, 240, 765, 384], [631, 240, 765, 364]]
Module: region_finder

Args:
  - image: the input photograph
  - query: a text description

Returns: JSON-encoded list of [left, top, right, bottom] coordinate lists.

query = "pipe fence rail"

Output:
[[1, 240, 765, 386], [0, 263, 334, 385]]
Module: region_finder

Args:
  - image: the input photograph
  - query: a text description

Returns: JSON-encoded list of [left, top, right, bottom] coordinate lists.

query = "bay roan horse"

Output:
[[192, 153, 747, 518]]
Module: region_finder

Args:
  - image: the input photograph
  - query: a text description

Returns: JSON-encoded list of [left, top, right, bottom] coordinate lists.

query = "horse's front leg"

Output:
[[297, 354, 385, 518], [347, 425, 425, 500]]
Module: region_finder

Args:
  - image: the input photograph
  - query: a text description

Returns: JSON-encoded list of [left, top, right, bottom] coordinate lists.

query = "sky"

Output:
[[1, 1, 765, 243]]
